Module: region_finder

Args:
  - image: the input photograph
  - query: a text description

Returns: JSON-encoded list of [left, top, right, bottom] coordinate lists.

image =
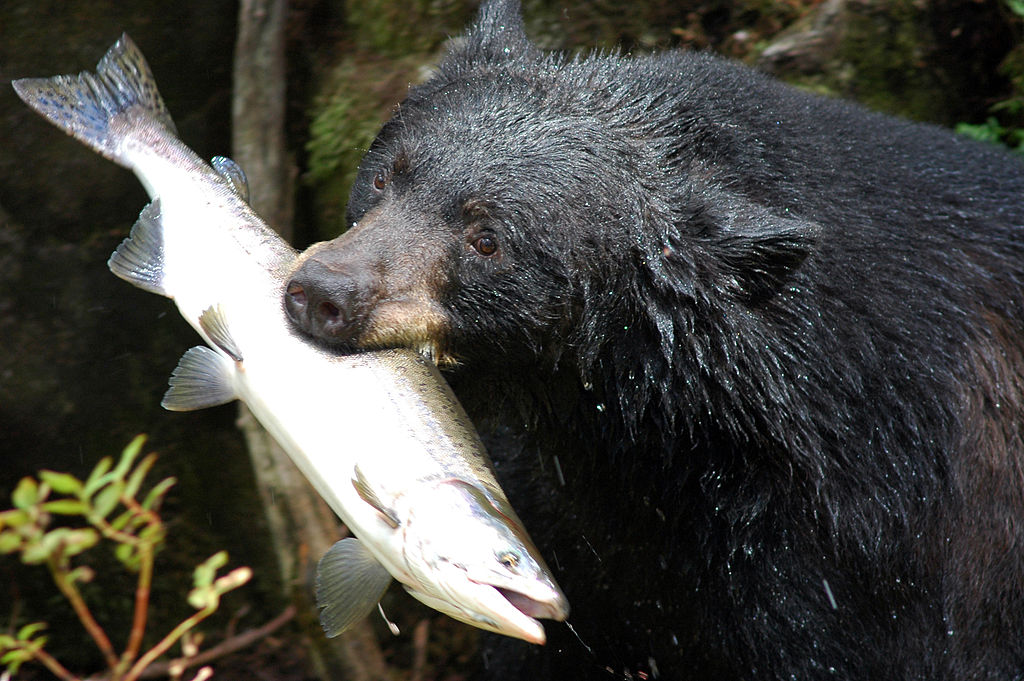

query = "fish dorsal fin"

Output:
[[161, 345, 238, 411], [315, 538, 393, 637], [352, 466, 401, 529], [198, 305, 243, 362], [108, 200, 167, 296], [210, 156, 250, 203]]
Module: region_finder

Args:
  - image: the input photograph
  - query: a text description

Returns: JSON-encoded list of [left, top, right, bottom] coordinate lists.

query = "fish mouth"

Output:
[[469, 581, 568, 645], [406, 580, 568, 645], [496, 586, 570, 622]]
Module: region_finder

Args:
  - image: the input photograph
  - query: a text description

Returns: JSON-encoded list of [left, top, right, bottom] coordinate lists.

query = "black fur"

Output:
[[287, 1, 1024, 678]]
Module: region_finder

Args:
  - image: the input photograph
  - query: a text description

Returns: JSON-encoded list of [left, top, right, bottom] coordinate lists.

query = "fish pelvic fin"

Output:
[[316, 538, 393, 638], [108, 200, 167, 296], [11, 34, 175, 166], [198, 305, 244, 362], [161, 346, 238, 412]]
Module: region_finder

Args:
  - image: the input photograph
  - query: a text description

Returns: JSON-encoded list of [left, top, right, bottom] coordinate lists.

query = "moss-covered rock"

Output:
[[757, 0, 1017, 126], [305, 54, 431, 241], [344, 0, 475, 56]]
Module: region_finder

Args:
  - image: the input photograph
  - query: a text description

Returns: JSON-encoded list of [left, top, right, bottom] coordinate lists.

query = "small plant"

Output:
[[0, 435, 252, 681], [955, 1, 1024, 153], [956, 113, 1024, 152]]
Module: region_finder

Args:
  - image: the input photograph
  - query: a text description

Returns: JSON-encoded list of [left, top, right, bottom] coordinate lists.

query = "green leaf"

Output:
[[21, 537, 52, 564], [41, 499, 89, 516], [11, 477, 40, 510], [124, 453, 157, 500], [67, 565, 96, 584], [141, 477, 176, 511], [63, 528, 99, 557], [91, 481, 124, 519], [115, 541, 138, 570], [187, 584, 214, 610], [1, 648, 32, 675], [109, 509, 134, 531], [0, 508, 31, 529], [83, 455, 113, 497], [39, 470, 83, 496], [193, 551, 229, 588], [112, 435, 147, 482], [138, 523, 166, 546], [0, 531, 22, 554], [16, 622, 46, 641], [215, 565, 253, 593]]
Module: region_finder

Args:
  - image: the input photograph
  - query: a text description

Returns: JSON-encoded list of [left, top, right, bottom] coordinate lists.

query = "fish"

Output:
[[12, 34, 568, 644]]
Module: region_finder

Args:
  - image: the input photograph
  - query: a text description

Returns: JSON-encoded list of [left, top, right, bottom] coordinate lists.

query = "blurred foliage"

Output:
[[344, 0, 475, 56], [0, 436, 251, 681], [957, 1, 1024, 151]]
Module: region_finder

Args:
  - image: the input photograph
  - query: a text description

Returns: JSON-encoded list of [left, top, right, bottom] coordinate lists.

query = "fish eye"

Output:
[[497, 551, 520, 569]]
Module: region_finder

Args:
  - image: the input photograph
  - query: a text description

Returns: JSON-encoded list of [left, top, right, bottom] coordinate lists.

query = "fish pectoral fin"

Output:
[[352, 466, 401, 529], [211, 156, 250, 203], [161, 346, 238, 411], [108, 200, 168, 297], [198, 305, 243, 362], [315, 538, 393, 638]]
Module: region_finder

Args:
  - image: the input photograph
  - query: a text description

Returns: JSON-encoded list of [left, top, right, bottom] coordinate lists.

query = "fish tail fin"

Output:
[[11, 34, 175, 166]]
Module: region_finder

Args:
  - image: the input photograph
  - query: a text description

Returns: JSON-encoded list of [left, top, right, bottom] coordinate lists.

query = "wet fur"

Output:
[[289, 1, 1024, 678]]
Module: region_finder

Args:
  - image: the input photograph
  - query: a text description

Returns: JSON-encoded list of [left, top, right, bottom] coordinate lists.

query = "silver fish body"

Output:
[[13, 35, 567, 644]]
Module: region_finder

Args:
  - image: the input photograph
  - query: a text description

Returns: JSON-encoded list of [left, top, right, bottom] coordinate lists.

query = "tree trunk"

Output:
[[231, 2, 392, 678]]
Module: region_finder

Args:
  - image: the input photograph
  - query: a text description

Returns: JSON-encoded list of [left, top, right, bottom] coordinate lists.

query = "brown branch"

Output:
[[135, 605, 296, 680], [122, 544, 155, 671], [31, 645, 82, 681], [47, 555, 119, 670]]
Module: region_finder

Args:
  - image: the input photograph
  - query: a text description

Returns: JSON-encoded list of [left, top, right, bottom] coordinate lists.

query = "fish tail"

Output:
[[11, 34, 176, 167]]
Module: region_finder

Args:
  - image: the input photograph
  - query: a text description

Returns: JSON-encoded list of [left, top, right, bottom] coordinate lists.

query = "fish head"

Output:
[[401, 479, 568, 644]]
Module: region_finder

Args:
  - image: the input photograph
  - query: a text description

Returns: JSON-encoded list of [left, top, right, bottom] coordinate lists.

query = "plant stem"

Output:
[[32, 645, 82, 681], [122, 606, 215, 681], [121, 543, 154, 671], [47, 554, 119, 670]]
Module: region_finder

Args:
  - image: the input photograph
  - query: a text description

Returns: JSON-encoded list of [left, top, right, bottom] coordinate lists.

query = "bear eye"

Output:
[[372, 170, 388, 191], [472, 234, 498, 256]]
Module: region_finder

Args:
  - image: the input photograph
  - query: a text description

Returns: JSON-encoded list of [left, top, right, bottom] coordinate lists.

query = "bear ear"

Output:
[[713, 229, 814, 305], [702, 207, 818, 306], [458, 0, 537, 62]]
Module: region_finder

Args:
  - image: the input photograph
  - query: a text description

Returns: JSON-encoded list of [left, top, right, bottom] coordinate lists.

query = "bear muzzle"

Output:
[[284, 256, 376, 345]]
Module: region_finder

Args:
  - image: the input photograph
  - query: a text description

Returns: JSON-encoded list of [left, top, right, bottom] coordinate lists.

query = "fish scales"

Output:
[[13, 34, 567, 644]]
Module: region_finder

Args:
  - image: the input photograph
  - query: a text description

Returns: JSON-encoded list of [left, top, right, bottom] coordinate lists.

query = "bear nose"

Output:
[[284, 258, 373, 343]]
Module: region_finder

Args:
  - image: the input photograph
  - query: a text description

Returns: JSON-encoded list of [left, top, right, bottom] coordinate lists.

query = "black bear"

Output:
[[283, 0, 1024, 678]]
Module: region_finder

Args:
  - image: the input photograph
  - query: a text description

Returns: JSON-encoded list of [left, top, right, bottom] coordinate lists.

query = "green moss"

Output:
[[956, 41, 1024, 151], [345, 0, 475, 56], [835, 1, 948, 122], [305, 55, 429, 241]]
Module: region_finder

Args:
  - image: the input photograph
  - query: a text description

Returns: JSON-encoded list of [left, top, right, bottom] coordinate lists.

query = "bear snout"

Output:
[[284, 256, 376, 344]]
